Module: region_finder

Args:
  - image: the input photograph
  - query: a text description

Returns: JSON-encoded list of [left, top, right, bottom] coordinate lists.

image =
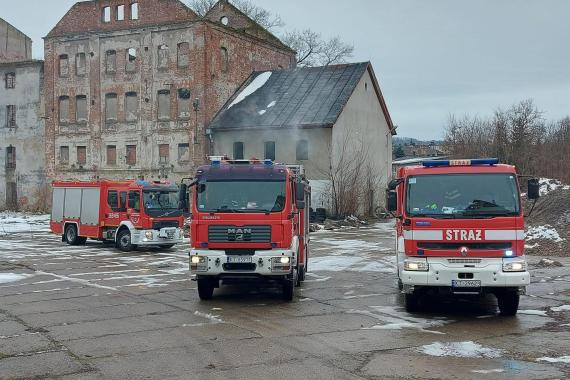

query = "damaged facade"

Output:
[[0, 18, 45, 210], [44, 0, 295, 184], [210, 63, 395, 215]]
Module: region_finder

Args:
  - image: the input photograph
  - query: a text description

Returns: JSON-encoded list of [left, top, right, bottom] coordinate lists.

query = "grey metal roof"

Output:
[[209, 62, 370, 131]]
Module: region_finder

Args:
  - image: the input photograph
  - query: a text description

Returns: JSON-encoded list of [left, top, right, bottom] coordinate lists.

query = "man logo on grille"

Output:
[[228, 228, 252, 241]]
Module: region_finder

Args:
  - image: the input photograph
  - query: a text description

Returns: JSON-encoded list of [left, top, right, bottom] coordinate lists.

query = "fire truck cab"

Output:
[[50, 180, 184, 251], [387, 159, 540, 315], [187, 158, 310, 301]]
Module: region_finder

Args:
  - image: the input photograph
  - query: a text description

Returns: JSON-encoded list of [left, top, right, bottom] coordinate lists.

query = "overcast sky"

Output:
[[3, 0, 569, 139]]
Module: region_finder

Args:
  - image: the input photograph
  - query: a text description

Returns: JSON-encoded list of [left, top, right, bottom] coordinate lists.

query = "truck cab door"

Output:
[[104, 190, 122, 227], [127, 190, 142, 227]]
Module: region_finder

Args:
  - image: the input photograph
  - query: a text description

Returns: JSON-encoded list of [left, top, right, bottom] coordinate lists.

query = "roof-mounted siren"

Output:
[[422, 158, 499, 167]]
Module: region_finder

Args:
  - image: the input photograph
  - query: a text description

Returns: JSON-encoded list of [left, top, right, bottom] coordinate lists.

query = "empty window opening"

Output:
[[6, 105, 16, 128], [177, 42, 189, 68], [157, 90, 170, 120], [76, 95, 87, 122], [106, 50, 117, 73], [5, 73, 15, 89], [58, 96, 69, 124], [157, 44, 169, 69], [106, 145, 117, 165], [59, 146, 69, 164], [177, 88, 191, 119], [178, 143, 190, 161], [130, 2, 139, 19], [159, 144, 170, 164], [220, 47, 228, 73], [105, 93, 118, 122], [233, 142, 244, 159], [126, 145, 137, 165], [126, 48, 137, 71], [116, 5, 125, 20], [296, 139, 308, 160], [59, 54, 69, 76], [77, 146, 87, 165], [75, 53, 86, 76], [264, 141, 275, 160], [6, 146, 16, 169], [102, 6, 111, 22], [125, 92, 138, 121]]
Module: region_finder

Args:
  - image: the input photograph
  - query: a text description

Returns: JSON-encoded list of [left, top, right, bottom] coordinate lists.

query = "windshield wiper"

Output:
[[156, 209, 179, 218]]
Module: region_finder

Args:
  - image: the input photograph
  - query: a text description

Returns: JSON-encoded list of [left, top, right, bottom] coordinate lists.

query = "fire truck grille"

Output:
[[225, 249, 256, 256], [153, 220, 180, 230], [208, 225, 271, 243], [418, 242, 512, 250], [447, 258, 482, 264], [222, 263, 257, 271]]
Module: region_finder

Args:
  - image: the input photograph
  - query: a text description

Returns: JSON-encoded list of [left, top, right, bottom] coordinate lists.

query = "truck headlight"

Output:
[[404, 259, 429, 271], [502, 260, 527, 272], [190, 255, 208, 271], [271, 256, 291, 272], [144, 231, 153, 240]]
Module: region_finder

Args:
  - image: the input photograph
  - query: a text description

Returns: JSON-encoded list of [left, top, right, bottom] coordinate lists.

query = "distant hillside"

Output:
[[393, 137, 444, 146]]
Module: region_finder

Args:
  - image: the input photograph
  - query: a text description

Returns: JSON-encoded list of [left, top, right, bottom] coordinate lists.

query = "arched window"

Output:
[[59, 54, 69, 77], [102, 6, 111, 22], [157, 44, 169, 69], [105, 93, 118, 122], [116, 5, 125, 20], [5, 72, 15, 88], [177, 42, 189, 68], [125, 92, 138, 121], [220, 47, 228, 73], [105, 50, 117, 73], [58, 96, 70, 123], [126, 48, 137, 72], [76, 95, 87, 122]]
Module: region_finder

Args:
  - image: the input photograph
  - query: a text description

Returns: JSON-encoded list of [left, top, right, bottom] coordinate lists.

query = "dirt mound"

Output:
[[524, 183, 569, 257]]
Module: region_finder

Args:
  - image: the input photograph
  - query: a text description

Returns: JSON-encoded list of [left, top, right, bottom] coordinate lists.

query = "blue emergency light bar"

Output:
[[422, 158, 499, 167]]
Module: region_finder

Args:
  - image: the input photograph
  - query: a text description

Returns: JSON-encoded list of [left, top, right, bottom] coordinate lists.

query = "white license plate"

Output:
[[227, 256, 252, 264], [452, 280, 481, 288]]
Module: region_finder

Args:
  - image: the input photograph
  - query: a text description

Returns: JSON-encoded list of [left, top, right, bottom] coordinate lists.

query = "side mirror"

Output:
[[296, 200, 306, 210], [386, 190, 397, 212], [178, 184, 188, 212], [388, 178, 403, 190], [527, 178, 540, 200], [295, 182, 306, 201]]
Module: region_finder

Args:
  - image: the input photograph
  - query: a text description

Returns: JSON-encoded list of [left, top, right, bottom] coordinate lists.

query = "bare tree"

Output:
[[188, 0, 283, 31], [282, 30, 354, 67], [187, 0, 354, 66]]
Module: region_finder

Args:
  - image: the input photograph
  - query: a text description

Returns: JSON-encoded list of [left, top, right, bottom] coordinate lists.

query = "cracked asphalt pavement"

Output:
[[0, 220, 569, 379]]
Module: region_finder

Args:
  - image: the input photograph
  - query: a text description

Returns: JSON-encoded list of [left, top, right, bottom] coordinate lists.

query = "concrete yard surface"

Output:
[[0, 220, 569, 379]]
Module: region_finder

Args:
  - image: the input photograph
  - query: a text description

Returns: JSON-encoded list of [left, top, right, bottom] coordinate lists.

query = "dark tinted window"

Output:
[[128, 191, 140, 212], [107, 190, 119, 210], [233, 142, 244, 159], [264, 141, 275, 160]]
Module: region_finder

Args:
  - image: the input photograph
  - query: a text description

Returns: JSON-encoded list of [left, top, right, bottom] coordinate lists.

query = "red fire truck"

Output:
[[386, 158, 540, 315], [50, 180, 184, 251], [186, 158, 310, 301]]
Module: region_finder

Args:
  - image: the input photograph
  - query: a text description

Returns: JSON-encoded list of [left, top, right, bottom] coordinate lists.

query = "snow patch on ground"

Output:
[[0, 272, 31, 284], [518, 309, 548, 316], [471, 369, 505, 374], [539, 178, 570, 196], [309, 255, 395, 273], [194, 311, 223, 323], [536, 356, 570, 363], [351, 306, 449, 334], [551, 305, 570, 312], [418, 341, 504, 358], [0, 212, 50, 235], [526, 225, 564, 243], [226, 72, 272, 109]]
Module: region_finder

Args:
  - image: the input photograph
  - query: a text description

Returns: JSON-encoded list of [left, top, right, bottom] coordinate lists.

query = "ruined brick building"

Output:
[[44, 0, 295, 183], [0, 18, 45, 210]]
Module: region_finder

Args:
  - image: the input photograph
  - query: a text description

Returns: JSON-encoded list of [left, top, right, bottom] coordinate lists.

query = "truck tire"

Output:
[[116, 229, 134, 252], [497, 292, 520, 316], [64, 224, 80, 245], [197, 279, 214, 300], [405, 292, 421, 313], [283, 270, 296, 301]]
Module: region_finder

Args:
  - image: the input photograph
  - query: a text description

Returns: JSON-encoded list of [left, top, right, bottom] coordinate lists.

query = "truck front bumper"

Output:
[[189, 248, 296, 277], [132, 228, 184, 246], [399, 257, 530, 293]]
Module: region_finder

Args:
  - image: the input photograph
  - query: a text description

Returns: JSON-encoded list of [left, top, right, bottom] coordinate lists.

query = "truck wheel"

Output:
[[116, 229, 134, 252], [497, 292, 520, 316], [283, 270, 296, 301], [197, 279, 214, 300], [64, 224, 80, 245], [405, 292, 420, 313]]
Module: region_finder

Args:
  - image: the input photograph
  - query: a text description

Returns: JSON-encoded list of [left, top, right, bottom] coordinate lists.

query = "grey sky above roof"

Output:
[[210, 63, 370, 131], [3, 0, 569, 139]]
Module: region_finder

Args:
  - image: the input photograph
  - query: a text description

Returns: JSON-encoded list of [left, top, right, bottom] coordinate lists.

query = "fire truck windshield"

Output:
[[143, 190, 181, 217], [196, 180, 286, 213], [406, 173, 520, 218]]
